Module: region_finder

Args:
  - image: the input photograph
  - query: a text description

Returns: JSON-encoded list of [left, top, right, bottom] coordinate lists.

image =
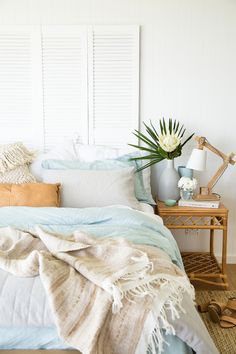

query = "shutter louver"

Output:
[[42, 26, 88, 150], [0, 26, 42, 147], [88, 26, 139, 146]]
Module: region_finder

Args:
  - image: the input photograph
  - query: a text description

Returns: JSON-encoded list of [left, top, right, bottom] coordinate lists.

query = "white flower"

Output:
[[159, 133, 180, 152], [178, 177, 197, 191]]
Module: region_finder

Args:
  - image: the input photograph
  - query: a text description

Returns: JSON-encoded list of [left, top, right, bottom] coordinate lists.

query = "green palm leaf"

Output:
[[149, 120, 159, 140], [180, 128, 186, 139], [178, 124, 184, 138], [128, 143, 158, 154], [162, 118, 167, 135], [143, 122, 159, 143], [130, 153, 162, 161], [181, 132, 195, 147], [173, 119, 176, 132], [159, 119, 164, 134], [169, 118, 172, 134], [135, 158, 164, 172], [132, 131, 157, 150], [174, 121, 180, 133]]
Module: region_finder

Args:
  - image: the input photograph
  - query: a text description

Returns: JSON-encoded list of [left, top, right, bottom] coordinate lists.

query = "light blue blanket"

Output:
[[0, 206, 183, 267], [0, 206, 191, 353]]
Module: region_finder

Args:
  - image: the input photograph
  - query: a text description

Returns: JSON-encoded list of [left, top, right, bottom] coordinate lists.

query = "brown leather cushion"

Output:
[[0, 183, 61, 207]]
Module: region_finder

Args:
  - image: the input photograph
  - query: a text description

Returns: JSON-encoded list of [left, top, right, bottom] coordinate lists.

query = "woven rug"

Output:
[[196, 290, 236, 354]]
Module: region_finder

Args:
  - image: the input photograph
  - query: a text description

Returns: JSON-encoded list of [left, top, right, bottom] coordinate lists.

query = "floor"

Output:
[[194, 264, 236, 291]]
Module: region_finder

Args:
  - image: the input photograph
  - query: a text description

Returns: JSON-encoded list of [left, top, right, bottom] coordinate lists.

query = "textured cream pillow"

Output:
[[0, 165, 36, 183], [0, 142, 36, 183], [0, 183, 61, 207], [0, 142, 34, 173]]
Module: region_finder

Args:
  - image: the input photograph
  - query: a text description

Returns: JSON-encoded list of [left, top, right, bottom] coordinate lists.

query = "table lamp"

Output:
[[186, 136, 235, 201]]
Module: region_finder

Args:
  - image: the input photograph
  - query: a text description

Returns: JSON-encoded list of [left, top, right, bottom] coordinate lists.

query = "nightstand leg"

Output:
[[221, 216, 228, 289], [222, 227, 227, 275], [210, 221, 214, 256]]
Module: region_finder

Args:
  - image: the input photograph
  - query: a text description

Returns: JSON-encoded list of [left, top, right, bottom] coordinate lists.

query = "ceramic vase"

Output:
[[157, 159, 180, 201]]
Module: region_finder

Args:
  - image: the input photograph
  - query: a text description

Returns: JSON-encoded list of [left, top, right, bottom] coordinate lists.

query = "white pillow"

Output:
[[74, 144, 152, 198], [30, 138, 77, 181], [74, 144, 133, 162], [42, 167, 141, 210]]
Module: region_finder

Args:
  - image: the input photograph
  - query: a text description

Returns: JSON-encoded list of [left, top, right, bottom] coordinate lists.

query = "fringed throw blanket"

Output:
[[0, 227, 194, 354]]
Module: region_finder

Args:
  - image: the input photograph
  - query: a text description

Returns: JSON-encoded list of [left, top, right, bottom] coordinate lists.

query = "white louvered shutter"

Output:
[[88, 25, 139, 146], [41, 26, 88, 150], [0, 25, 139, 150], [0, 26, 43, 148]]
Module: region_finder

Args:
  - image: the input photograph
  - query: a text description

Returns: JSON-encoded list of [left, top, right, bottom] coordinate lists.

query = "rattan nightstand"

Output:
[[156, 200, 229, 289]]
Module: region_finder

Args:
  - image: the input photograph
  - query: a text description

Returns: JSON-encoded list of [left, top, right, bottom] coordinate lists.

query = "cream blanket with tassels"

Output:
[[0, 227, 194, 354]]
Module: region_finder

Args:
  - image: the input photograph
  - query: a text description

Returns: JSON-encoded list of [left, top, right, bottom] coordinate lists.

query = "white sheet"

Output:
[[0, 269, 54, 326]]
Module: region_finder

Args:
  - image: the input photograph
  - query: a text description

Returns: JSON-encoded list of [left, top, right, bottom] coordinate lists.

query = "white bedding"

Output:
[[139, 202, 155, 214], [0, 269, 217, 354], [0, 205, 156, 328], [0, 269, 53, 327], [0, 205, 218, 353]]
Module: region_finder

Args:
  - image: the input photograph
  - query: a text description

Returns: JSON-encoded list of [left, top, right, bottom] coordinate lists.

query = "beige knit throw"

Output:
[[0, 227, 194, 354]]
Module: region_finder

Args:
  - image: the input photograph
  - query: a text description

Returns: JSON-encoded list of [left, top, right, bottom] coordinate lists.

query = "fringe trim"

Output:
[[147, 308, 174, 354], [102, 253, 153, 313], [0, 142, 35, 173], [104, 261, 194, 353], [142, 279, 194, 354]]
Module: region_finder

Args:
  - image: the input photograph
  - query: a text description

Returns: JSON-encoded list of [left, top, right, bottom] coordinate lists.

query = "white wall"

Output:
[[0, 0, 236, 261]]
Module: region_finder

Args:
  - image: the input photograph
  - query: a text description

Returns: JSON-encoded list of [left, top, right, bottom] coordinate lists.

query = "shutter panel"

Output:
[[41, 26, 88, 150], [0, 26, 43, 148], [88, 25, 139, 146]]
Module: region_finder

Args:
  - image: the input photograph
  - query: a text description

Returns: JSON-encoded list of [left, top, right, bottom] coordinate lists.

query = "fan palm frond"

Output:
[[129, 118, 194, 171]]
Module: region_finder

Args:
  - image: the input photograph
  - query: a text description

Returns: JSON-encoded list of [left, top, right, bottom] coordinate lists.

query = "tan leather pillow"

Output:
[[0, 183, 61, 207]]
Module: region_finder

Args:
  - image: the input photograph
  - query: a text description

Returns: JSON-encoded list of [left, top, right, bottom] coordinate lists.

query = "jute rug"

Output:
[[196, 290, 236, 354]]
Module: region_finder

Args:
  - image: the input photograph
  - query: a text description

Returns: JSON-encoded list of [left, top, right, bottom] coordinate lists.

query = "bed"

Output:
[[0, 205, 218, 354], [0, 142, 218, 354]]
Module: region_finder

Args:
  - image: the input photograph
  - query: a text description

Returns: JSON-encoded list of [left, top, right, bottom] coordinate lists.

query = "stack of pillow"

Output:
[[32, 140, 155, 210], [0, 140, 155, 209], [0, 142, 60, 207]]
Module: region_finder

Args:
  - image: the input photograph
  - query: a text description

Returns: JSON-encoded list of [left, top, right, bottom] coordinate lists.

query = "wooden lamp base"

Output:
[[194, 187, 220, 201]]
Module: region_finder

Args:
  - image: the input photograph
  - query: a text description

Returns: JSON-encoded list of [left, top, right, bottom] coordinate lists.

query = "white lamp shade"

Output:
[[186, 148, 207, 171]]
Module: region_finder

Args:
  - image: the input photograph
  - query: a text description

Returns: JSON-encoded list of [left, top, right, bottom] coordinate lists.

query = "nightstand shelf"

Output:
[[156, 201, 229, 289]]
